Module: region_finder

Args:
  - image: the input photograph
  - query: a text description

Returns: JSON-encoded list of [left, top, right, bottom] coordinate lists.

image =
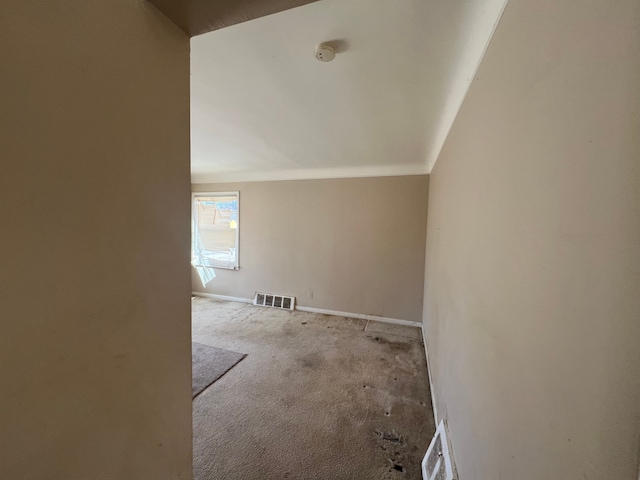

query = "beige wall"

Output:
[[0, 1, 192, 478], [423, 0, 640, 478], [193, 176, 429, 322]]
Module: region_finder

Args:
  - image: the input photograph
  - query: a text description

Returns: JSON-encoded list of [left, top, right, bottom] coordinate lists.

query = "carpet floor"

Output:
[[192, 297, 436, 480], [192, 342, 246, 398]]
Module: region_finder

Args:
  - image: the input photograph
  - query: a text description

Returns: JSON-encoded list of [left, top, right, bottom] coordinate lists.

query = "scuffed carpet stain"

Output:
[[192, 298, 435, 479]]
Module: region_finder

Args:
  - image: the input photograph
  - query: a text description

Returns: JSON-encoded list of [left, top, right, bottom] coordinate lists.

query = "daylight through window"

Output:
[[192, 192, 239, 270]]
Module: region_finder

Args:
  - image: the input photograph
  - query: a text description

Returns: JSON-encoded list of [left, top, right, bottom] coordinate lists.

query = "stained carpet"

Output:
[[192, 297, 436, 480]]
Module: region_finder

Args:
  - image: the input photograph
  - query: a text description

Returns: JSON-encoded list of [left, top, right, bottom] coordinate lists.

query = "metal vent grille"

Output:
[[422, 420, 455, 480], [254, 293, 295, 310]]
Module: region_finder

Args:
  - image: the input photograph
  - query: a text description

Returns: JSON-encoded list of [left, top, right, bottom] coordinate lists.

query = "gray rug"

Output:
[[192, 342, 246, 398]]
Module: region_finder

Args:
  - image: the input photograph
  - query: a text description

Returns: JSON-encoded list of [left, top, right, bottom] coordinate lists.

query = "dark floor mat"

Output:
[[192, 342, 246, 398]]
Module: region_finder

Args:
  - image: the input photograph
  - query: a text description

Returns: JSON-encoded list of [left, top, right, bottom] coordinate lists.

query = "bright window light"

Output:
[[192, 192, 240, 271]]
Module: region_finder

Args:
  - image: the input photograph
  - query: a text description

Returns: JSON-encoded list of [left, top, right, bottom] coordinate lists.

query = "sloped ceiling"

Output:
[[147, 0, 320, 36], [191, 0, 508, 183]]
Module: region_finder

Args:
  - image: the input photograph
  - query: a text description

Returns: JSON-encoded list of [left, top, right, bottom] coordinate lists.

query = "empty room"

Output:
[[188, 1, 440, 477], [186, 0, 495, 477], [2, 0, 639, 479]]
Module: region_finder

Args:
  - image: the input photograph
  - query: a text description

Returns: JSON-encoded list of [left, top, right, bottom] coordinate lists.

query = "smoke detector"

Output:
[[315, 43, 335, 62]]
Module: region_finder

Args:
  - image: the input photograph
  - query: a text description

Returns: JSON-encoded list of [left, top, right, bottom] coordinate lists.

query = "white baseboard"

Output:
[[191, 291, 253, 304], [296, 305, 421, 328], [192, 291, 421, 328], [421, 324, 439, 425]]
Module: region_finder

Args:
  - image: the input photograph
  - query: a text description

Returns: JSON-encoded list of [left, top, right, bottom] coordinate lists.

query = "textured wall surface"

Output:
[[193, 176, 429, 322], [423, 0, 640, 478], [0, 1, 192, 478]]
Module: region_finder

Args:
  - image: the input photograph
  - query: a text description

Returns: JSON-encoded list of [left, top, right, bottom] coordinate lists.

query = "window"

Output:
[[192, 192, 239, 270]]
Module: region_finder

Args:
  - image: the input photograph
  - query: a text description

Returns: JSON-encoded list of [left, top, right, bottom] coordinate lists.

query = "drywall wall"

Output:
[[0, 1, 191, 478], [192, 176, 428, 322], [423, 0, 640, 478]]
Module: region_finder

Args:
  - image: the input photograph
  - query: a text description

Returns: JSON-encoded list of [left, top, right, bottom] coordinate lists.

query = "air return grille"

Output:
[[253, 293, 295, 310], [422, 420, 455, 480]]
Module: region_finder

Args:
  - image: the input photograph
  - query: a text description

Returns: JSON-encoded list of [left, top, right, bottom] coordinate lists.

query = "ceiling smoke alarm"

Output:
[[315, 43, 336, 62]]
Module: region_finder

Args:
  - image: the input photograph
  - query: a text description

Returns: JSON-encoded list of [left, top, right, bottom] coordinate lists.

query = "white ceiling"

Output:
[[191, 0, 507, 183]]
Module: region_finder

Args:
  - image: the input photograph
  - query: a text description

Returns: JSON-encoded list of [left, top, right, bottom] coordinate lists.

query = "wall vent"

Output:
[[253, 292, 295, 310], [422, 420, 456, 480]]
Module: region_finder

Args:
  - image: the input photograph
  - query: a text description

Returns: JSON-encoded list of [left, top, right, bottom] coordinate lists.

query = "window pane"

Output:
[[193, 193, 239, 269]]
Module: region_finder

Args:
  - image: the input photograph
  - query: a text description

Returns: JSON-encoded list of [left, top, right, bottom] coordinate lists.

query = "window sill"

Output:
[[192, 264, 239, 271]]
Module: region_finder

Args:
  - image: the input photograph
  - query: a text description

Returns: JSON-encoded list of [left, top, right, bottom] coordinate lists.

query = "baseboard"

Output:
[[191, 291, 253, 304], [296, 305, 422, 328], [421, 325, 439, 424], [192, 292, 421, 328]]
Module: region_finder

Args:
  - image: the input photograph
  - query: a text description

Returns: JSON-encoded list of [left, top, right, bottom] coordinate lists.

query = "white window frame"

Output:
[[192, 191, 240, 270]]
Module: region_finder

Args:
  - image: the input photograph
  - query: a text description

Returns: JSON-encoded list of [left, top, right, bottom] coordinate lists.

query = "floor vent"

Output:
[[253, 292, 295, 310], [422, 420, 456, 480]]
